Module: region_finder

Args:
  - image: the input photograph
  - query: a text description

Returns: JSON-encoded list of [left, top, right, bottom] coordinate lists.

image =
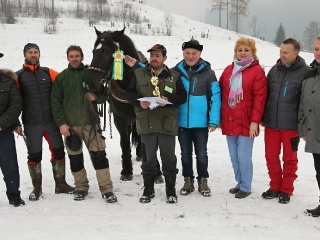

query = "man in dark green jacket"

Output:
[[127, 44, 187, 204], [51, 45, 117, 203]]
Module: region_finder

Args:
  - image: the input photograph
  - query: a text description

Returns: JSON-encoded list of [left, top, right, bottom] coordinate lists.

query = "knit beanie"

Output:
[[182, 38, 203, 52], [23, 43, 40, 56], [0, 53, 3, 58]]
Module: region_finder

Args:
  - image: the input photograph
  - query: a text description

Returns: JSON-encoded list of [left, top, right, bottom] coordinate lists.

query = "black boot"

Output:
[[165, 174, 177, 204], [28, 162, 42, 201], [140, 174, 155, 203], [305, 205, 320, 217], [51, 160, 75, 194]]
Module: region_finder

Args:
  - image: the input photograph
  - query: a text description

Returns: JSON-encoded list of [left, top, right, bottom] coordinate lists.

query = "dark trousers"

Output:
[[0, 131, 21, 202], [141, 133, 177, 176], [312, 153, 320, 191], [24, 120, 64, 161], [178, 127, 209, 178]]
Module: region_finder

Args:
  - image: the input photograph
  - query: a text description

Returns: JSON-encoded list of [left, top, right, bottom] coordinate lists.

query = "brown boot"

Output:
[[52, 160, 75, 194], [28, 162, 42, 201]]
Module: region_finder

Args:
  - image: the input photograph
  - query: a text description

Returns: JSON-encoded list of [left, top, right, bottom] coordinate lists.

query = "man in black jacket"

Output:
[[262, 38, 310, 204], [0, 52, 25, 207], [16, 43, 75, 201]]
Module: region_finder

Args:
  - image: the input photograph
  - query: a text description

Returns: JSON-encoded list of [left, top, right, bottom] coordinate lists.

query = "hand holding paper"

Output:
[[138, 97, 172, 109]]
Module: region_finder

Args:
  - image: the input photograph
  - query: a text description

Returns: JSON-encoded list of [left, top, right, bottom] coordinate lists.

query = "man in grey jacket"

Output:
[[298, 36, 320, 217], [262, 38, 310, 204]]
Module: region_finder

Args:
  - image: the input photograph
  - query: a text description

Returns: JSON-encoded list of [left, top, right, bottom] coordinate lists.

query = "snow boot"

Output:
[[180, 177, 195, 195], [140, 174, 155, 203], [198, 178, 211, 197], [73, 190, 88, 201], [28, 162, 42, 201], [52, 160, 75, 194], [278, 192, 290, 204], [262, 189, 280, 199], [165, 174, 177, 204], [305, 205, 320, 217], [102, 192, 117, 203], [9, 198, 25, 207]]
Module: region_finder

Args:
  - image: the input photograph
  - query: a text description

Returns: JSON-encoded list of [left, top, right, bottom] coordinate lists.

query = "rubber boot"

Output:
[[28, 162, 42, 201], [51, 160, 75, 194]]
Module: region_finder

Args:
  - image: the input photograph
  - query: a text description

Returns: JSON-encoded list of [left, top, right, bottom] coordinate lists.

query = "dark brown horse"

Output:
[[86, 27, 162, 182]]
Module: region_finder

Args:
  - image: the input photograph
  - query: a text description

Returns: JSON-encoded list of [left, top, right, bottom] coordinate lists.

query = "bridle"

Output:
[[87, 66, 111, 86]]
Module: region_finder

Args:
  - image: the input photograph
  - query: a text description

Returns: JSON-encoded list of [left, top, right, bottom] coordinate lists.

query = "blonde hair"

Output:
[[233, 37, 258, 60]]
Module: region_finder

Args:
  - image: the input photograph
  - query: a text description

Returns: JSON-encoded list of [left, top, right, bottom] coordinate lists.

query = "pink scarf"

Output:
[[228, 57, 254, 108]]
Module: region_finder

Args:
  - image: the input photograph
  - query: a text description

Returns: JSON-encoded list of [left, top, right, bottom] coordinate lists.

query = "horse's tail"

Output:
[[131, 122, 139, 147]]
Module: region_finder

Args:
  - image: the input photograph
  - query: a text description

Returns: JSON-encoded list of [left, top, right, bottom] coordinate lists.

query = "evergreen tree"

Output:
[[274, 23, 286, 46]]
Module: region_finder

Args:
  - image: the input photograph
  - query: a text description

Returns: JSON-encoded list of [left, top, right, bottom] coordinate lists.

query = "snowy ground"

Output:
[[0, 1, 319, 239]]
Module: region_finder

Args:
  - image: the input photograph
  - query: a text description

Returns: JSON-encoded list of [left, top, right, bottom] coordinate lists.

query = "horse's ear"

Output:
[[94, 26, 102, 36], [120, 27, 125, 35], [111, 28, 125, 42]]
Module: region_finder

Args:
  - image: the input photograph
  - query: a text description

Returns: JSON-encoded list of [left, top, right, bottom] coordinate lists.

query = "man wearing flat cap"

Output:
[[0, 52, 25, 207], [127, 44, 187, 204], [173, 38, 221, 197], [16, 43, 75, 201]]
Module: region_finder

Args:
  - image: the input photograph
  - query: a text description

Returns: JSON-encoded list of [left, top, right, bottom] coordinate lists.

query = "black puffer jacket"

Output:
[[16, 65, 54, 125], [263, 56, 310, 130], [0, 69, 22, 134]]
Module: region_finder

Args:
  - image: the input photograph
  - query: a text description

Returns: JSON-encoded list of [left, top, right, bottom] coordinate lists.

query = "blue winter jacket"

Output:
[[174, 59, 221, 128]]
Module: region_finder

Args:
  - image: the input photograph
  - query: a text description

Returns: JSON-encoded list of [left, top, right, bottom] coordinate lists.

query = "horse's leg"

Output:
[[113, 114, 133, 181], [131, 122, 143, 161]]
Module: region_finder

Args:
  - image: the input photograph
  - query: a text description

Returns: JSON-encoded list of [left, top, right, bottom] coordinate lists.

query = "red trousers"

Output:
[[264, 126, 298, 195]]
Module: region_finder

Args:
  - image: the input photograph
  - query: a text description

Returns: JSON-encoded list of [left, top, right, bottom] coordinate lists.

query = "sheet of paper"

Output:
[[137, 97, 172, 109]]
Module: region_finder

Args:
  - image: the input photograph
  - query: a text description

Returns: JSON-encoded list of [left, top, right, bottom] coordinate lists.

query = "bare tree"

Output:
[[164, 12, 174, 36], [249, 15, 266, 38], [210, 0, 227, 28], [303, 21, 320, 51], [229, 0, 249, 32]]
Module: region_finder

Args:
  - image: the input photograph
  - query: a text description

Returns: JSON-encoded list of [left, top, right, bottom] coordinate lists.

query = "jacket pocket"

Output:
[[163, 116, 177, 132]]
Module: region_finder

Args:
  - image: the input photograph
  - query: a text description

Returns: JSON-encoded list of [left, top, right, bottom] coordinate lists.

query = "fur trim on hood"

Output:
[[0, 68, 18, 81]]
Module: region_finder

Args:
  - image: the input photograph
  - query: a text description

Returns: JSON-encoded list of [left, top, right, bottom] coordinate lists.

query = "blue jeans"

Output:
[[178, 128, 209, 178], [226, 136, 254, 192], [0, 131, 21, 202]]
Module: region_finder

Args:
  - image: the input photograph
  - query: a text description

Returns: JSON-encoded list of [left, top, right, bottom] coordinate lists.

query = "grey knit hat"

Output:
[[23, 43, 40, 56]]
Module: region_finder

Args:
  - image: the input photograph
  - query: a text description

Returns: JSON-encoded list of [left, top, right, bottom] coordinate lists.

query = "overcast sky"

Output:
[[145, 0, 320, 43]]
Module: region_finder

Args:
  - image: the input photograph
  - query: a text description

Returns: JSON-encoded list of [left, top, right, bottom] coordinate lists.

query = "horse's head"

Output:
[[86, 27, 140, 93]]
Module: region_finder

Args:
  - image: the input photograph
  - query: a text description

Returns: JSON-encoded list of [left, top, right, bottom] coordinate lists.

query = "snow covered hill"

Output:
[[0, 1, 319, 239]]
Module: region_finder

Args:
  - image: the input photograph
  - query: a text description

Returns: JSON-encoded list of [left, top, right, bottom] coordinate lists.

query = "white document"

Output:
[[137, 97, 172, 109]]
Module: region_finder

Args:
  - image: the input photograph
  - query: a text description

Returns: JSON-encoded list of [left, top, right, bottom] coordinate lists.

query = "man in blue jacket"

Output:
[[173, 39, 221, 197]]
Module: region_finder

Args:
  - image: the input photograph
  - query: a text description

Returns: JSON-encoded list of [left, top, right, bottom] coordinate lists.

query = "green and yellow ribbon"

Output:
[[112, 50, 124, 80]]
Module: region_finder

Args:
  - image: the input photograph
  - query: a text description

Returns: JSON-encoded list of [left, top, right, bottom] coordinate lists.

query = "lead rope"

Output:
[[108, 106, 113, 139]]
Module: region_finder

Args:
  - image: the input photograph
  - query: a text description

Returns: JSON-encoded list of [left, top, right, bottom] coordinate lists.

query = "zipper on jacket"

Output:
[[275, 71, 287, 129], [34, 70, 46, 124], [283, 81, 288, 96], [192, 78, 197, 93]]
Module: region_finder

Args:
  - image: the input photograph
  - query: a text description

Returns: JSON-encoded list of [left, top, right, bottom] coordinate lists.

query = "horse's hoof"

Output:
[[154, 175, 164, 184], [135, 156, 142, 162], [120, 174, 133, 181]]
